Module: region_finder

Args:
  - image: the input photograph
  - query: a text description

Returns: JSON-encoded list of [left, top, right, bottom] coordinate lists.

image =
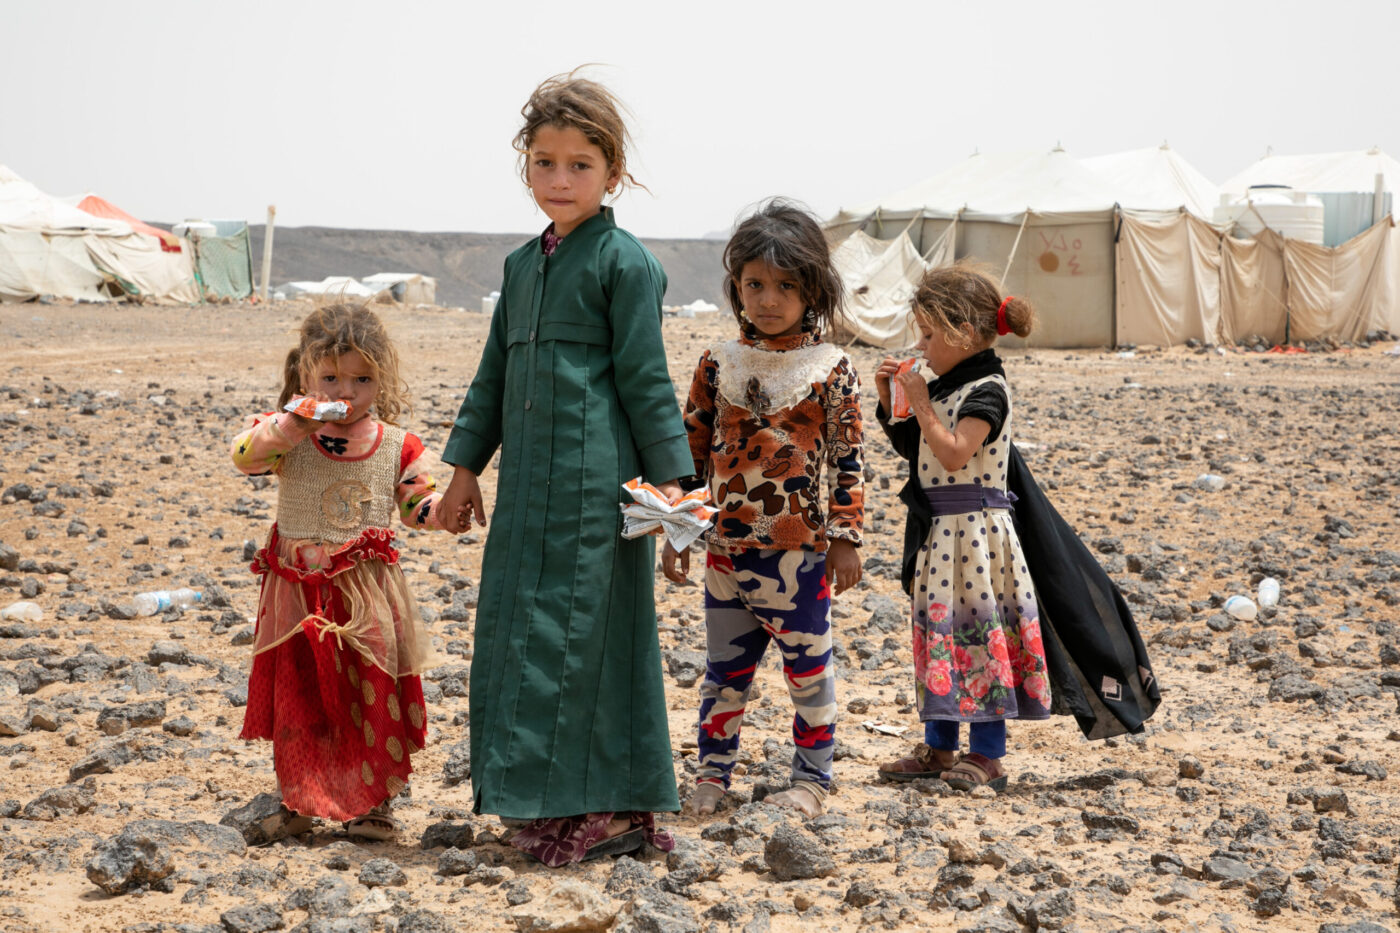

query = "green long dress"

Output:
[[444, 208, 692, 819]]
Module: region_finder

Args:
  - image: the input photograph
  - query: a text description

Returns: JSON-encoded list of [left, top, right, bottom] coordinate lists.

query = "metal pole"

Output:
[[1373, 173, 1385, 227], [260, 204, 276, 303]]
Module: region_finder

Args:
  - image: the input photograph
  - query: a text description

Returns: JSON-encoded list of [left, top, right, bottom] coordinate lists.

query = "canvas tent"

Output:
[[828, 148, 1122, 349], [1221, 147, 1399, 246], [0, 165, 199, 303], [361, 273, 437, 305], [829, 146, 1400, 349]]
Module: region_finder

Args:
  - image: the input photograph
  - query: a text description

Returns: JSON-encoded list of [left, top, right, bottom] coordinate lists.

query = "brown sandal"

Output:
[[941, 752, 1008, 792], [346, 804, 399, 842], [877, 743, 961, 782]]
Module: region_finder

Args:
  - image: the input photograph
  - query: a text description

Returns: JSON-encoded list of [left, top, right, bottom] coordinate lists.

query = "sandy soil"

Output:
[[0, 300, 1397, 933]]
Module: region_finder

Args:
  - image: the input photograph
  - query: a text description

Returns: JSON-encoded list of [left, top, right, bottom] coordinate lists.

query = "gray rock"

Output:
[[398, 911, 456, 933], [291, 920, 371, 933], [1201, 856, 1253, 882], [148, 640, 190, 666], [1178, 755, 1204, 779], [220, 793, 295, 846], [1024, 889, 1076, 930], [220, 904, 285, 933], [420, 819, 474, 850], [615, 886, 698, 933], [660, 838, 723, 892], [664, 649, 707, 689], [86, 827, 177, 894], [604, 855, 656, 896], [762, 824, 835, 881], [863, 593, 904, 634], [163, 715, 196, 737], [1335, 759, 1387, 781], [1268, 672, 1322, 703], [1318, 925, 1391, 933], [96, 699, 167, 735], [511, 880, 616, 933], [20, 778, 96, 820], [440, 740, 471, 786], [68, 738, 134, 781], [436, 847, 478, 876], [357, 857, 406, 887]]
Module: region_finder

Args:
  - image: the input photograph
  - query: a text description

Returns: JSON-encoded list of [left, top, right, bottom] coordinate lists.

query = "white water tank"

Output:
[[1213, 186, 1325, 244]]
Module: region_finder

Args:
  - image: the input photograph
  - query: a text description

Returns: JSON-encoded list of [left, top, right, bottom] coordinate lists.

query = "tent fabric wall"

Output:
[[830, 230, 927, 348], [0, 230, 109, 301], [1219, 231, 1289, 345], [85, 233, 200, 302], [1282, 221, 1391, 343], [1114, 213, 1224, 347], [191, 227, 254, 300]]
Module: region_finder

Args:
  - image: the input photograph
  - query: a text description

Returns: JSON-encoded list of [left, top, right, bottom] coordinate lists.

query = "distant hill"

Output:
[[243, 225, 728, 309]]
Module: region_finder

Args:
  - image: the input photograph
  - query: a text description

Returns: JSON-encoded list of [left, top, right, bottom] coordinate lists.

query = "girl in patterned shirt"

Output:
[[231, 304, 463, 841], [663, 199, 865, 819]]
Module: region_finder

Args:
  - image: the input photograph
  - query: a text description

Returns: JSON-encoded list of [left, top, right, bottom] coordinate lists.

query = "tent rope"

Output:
[[1002, 213, 1030, 280]]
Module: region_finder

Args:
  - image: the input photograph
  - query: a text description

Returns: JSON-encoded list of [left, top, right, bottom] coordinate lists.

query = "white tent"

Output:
[[828, 148, 1120, 348], [1220, 147, 1399, 247], [1082, 145, 1220, 218], [828, 145, 1398, 348], [361, 272, 437, 305], [0, 165, 199, 302]]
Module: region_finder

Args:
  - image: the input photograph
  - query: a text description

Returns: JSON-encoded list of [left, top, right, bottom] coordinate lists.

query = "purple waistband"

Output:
[[924, 483, 1017, 517]]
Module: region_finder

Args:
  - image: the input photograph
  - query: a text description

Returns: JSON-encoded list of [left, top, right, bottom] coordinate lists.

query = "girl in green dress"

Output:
[[439, 70, 691, 866]]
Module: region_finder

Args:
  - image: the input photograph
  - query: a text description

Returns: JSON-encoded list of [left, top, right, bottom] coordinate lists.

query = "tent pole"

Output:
[[1374, 173, 1386, 227], [260, 205, 276, 304], [1003, 213, 1029, 281]]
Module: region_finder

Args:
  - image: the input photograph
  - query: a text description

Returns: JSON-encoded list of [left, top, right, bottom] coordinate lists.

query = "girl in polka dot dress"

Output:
[[874, 264, 1049, 793], [231, 305, 464, 841]]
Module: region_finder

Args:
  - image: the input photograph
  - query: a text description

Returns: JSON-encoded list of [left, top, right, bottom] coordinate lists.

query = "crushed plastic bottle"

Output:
[[0, 601, 43, 623], [132, 588, 202, 617], [1257, 577, 1280, 608], [1193, 474, 1226, 493], [1224, 595, 1258, 621]]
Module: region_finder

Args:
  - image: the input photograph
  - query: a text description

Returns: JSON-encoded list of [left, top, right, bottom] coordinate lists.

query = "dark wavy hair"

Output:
[[722, 198, 845, 334]]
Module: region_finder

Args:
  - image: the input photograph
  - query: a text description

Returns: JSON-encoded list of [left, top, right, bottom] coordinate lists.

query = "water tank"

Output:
[[1213, 186, 1325, 244], [172, 220, 217, 239]]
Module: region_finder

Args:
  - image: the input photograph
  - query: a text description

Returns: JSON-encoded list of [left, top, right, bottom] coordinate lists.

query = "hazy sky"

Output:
[[6, 0, 1397, 238]]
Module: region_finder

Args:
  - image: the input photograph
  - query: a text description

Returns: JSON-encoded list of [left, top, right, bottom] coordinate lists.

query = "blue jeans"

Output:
[[925, 719, 1006, 759]]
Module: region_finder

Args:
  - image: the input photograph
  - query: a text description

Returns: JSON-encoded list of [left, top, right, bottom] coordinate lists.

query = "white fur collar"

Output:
[[713, 339, 847, 414]]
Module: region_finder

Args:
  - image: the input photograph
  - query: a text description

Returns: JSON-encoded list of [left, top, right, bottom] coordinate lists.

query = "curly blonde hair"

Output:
[[911, 262, 1035, 347], [277, 304, 409, 425]]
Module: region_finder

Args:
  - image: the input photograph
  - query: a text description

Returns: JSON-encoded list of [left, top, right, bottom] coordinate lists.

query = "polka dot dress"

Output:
[[910, 375, 1052, 723]]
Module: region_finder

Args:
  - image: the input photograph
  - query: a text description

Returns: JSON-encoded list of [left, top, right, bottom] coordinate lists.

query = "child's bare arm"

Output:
[[896, 369, 991, 473]]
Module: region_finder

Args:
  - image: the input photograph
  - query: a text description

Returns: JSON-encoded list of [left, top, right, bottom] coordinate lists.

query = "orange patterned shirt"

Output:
[[683, 331, 864, 553]]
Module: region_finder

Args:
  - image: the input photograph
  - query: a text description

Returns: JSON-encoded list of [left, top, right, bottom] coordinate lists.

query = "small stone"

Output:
[[86, 827, 176, 894], [163, 716, 196, 737], [436, 847, 478, 877], [1313, 789, 1350, 813], [96, 700, 166, 736], [763, 824, 835, 881], [511, 879, 616, 933], [357, 857, 407, 887], [420, 820, 475, 850], [1178, 755, 1204, 779], [219, 903, 285, 933]]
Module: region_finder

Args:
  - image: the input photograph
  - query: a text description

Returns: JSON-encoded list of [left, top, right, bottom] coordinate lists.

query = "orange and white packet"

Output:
[[890, 357, 921, 419], [620, 477, 717, 550], [285, 396, 352, 421]]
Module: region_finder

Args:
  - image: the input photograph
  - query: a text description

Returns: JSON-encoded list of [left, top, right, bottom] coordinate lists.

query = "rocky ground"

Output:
[[0, 300, 1397, 933]]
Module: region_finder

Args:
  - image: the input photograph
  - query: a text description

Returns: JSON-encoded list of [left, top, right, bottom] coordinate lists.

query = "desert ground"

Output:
[[0, 299, 1397, 933]]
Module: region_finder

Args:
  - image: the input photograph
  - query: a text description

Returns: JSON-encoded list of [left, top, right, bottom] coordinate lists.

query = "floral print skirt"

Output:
[[911, 508, 1052, 722]]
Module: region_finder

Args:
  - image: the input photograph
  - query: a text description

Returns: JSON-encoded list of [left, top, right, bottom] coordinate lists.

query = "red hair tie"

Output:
[[996, 296, 1014, 336]]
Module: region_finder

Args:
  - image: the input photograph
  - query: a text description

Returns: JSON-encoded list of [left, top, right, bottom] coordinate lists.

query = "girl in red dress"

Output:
[[232, 304, 463, 840]]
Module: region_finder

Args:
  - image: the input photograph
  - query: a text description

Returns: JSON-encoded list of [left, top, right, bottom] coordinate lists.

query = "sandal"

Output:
[[940, 752, 1008, 793], [877, 743, 960, 782], [346, 804, 399, 842], [581, 827, 644, 861]]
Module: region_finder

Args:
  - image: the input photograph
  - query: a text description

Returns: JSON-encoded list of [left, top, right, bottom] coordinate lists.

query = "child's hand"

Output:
[[655, 479, 684, 504], [440, 468, 486, 534], [894, 368, 931, 415], [827, 540, 862, 595], [874, 356, 901, 413], [661, 539, 690, 583]]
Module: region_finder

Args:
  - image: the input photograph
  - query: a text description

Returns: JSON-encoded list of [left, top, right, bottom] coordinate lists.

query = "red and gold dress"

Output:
[[232, 410, 445, 821]]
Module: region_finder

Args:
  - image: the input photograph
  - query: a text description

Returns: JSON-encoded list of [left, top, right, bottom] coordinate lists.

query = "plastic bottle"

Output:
[[0, 601, 43, 623], [1257, 577, 1280, 608], [132, 588, 202, 617], [1223, 595, 1258, 621]]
